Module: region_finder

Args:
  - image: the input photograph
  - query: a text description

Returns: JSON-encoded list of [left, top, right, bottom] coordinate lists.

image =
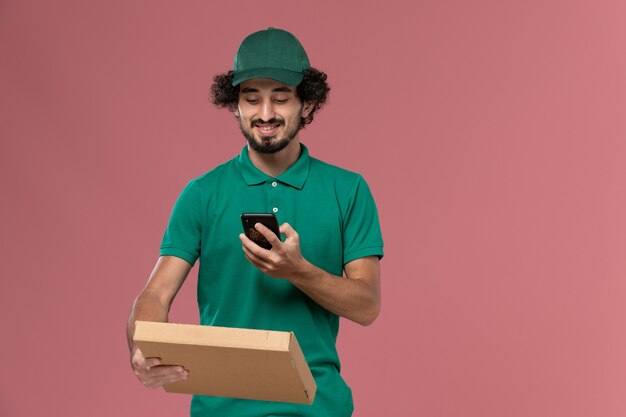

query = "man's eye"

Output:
[[246, 98, 260, 104], [273, 98, 288, 104]]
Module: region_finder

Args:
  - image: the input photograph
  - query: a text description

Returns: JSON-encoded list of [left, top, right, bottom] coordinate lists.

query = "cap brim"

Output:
[[232, 68, 304, 86]]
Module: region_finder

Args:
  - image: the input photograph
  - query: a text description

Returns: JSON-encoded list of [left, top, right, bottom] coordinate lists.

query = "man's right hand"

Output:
[[131, 348, 189, 388], [127, 256, 193, 388]]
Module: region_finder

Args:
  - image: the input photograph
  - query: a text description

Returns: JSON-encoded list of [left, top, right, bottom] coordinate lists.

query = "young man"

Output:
[[127, 27, 384, 417]]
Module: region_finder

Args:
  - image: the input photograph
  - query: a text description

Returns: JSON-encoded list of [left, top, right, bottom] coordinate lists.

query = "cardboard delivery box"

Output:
[[133, 321, 316, 404]]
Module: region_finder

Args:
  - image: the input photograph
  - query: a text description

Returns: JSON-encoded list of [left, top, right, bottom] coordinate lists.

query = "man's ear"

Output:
[[234, 108, 240, 118], [301, 101, 315, 118]]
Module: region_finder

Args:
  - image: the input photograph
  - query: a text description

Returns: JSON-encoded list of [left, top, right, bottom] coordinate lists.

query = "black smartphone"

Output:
[[241, 213, 281, 250]]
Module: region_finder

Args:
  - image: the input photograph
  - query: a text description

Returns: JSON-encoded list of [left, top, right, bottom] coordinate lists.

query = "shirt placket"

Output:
[[267, 178, 282, 222]]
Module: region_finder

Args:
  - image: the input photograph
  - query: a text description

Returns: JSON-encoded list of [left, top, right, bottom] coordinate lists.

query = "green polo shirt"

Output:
[[160, 144, 383, 417]]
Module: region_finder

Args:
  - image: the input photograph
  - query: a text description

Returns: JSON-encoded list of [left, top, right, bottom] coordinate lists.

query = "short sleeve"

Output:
[[160, 180, 203, 265], [342, 175, 384, 265]]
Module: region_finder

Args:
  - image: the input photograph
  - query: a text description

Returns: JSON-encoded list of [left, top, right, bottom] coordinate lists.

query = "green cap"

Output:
[[232, 27, 310, 86]]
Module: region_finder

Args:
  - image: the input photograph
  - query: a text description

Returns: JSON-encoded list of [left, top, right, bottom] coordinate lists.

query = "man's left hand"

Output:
[[240, 222, 307, 279]]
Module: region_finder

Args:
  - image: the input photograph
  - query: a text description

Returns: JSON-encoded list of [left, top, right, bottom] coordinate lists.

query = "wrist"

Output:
[[288, 258, 315, 284]]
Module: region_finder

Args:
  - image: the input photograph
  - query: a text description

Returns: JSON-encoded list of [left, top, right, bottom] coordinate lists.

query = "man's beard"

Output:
[[239, 117, 301, 154]]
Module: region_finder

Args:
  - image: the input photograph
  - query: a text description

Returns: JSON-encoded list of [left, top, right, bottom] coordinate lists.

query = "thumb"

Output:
[[279, 223, 298, 239], [132, 347, 146, 367]]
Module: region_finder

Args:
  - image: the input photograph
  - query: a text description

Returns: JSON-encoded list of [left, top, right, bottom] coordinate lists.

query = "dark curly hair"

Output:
[[210, 67, 330, 128]]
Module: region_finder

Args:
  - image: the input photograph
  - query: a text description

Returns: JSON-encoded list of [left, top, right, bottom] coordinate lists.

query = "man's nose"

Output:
[[258, 100, 275, 121]]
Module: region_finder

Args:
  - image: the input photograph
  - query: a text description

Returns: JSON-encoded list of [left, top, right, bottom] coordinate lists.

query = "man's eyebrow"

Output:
[[272, 86, 293, 93], [240, 86, 294, 93]]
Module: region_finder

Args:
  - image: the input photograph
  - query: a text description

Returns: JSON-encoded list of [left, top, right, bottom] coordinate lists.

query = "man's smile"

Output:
[[253, 120, 283, 137]]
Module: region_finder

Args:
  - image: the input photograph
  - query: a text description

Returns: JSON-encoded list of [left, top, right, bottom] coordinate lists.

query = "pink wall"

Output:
[[1, 1, 625, 416]]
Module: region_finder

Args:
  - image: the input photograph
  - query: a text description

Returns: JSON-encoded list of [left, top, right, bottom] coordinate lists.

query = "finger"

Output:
[[279, 223, 297, 239], [145, 365, 188, 378], [241, 243, 270, 269], [131, 348, 144, 366], [137, 356, 161, 369], [239, 232, 257, 249], [240, 233, 270, 258], [146, 371, 188, 388], [132, 348, 161, 368], [137, 364, 189, 388], [254, 223, 282, 247]]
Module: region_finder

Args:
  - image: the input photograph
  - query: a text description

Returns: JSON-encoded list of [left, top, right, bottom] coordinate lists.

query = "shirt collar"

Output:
[[238, 144, 310, 190]]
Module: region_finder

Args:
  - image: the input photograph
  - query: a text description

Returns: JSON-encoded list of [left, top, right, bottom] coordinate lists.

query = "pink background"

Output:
[[1, 1, 625, 416]]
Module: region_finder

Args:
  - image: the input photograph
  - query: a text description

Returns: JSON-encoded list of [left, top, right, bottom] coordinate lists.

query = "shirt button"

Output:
[[271, 181, 278, 187], [272, 207, 278, 213]]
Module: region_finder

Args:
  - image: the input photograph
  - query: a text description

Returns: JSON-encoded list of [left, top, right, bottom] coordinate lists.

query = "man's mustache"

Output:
[[250, 118, 284, 127]]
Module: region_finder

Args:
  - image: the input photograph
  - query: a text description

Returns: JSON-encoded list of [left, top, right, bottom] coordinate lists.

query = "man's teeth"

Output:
[[257, 125, 279, 131]]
